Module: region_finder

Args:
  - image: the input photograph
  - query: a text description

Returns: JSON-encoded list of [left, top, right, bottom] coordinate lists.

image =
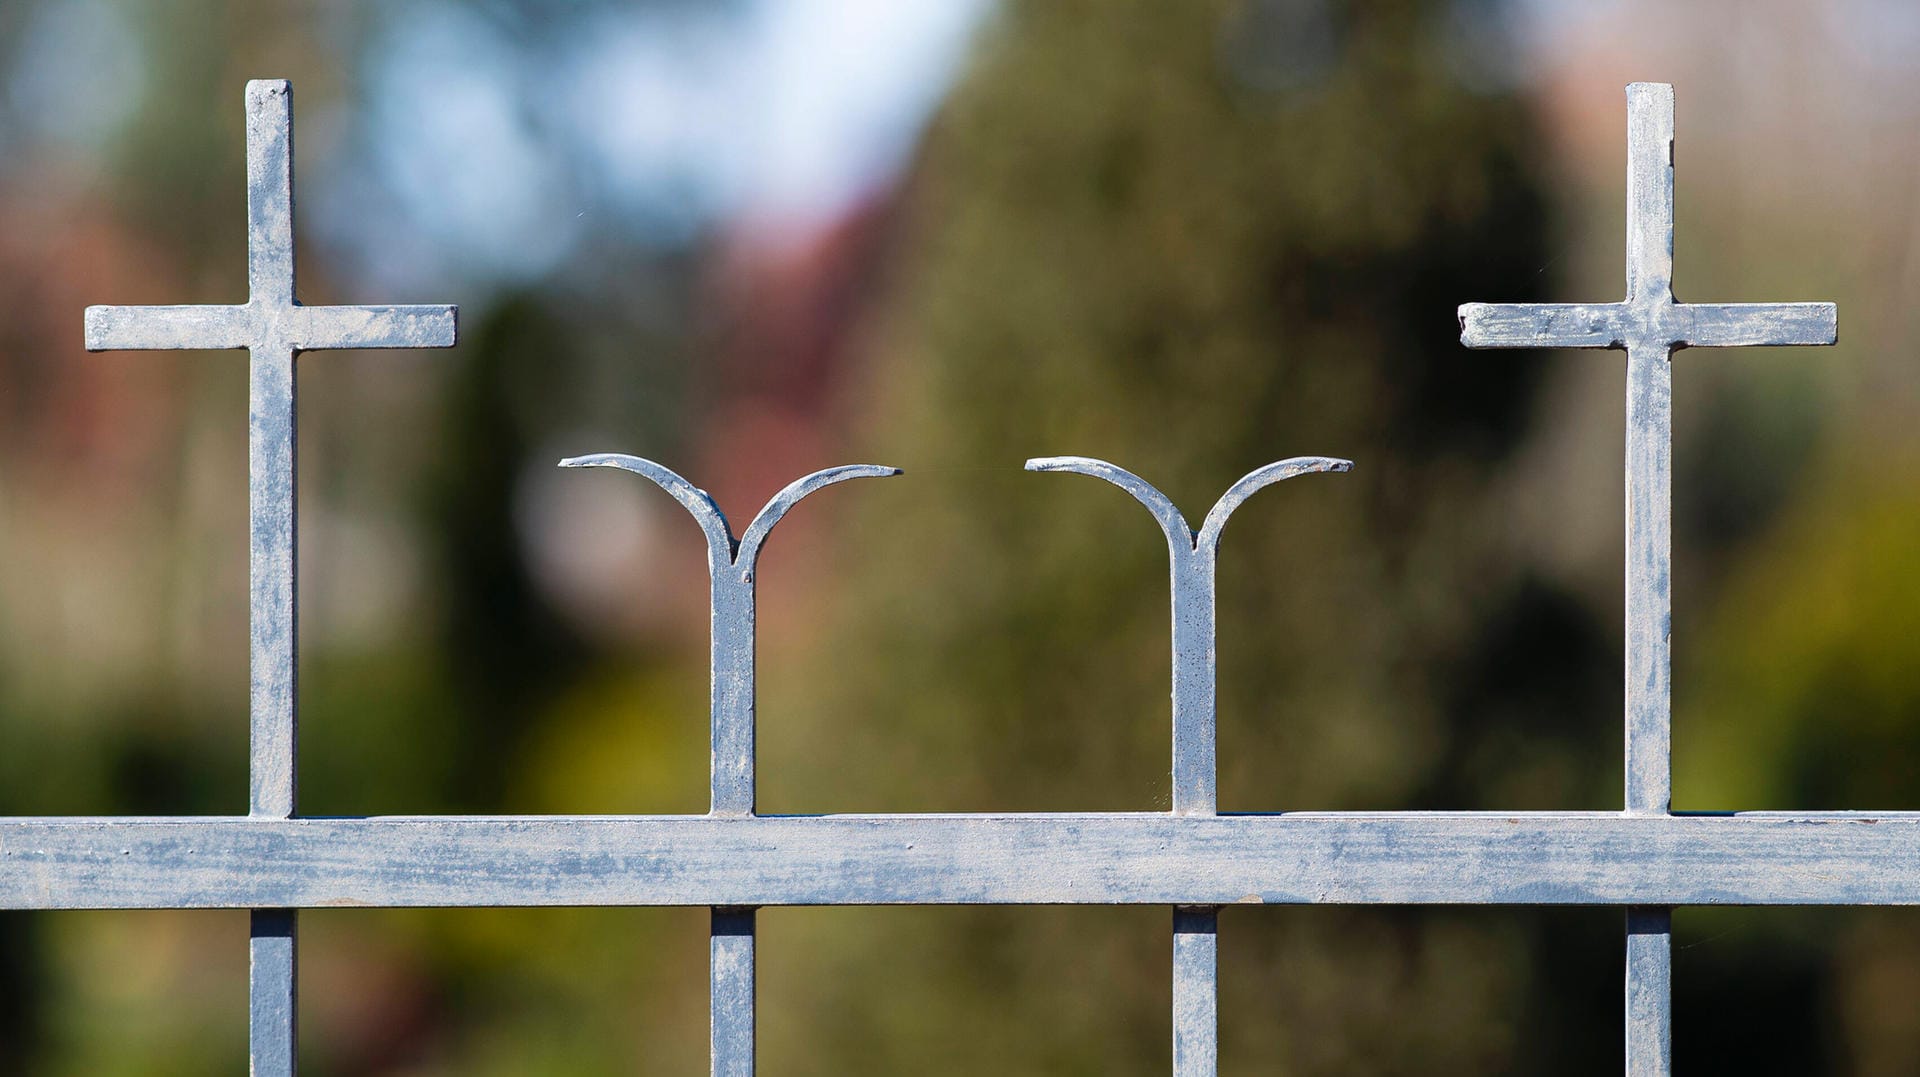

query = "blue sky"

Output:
[[345, 0, 995, 284]]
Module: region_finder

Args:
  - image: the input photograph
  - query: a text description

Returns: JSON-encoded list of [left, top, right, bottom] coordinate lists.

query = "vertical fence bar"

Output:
[[1170, 554, 1217, 817], [1622, 81, 1675, 1077], [711, 565, 755, 818], [249, 909, 297, 1077], [555, 459, 898, 1077], [1170, 551, 1221, 1077], [711, 567, 756, 1076], [246, 78, 299, 1077], [1026, 456, 1346, 1077], [1172, 906, 1219, 1077], [711, 907, 756, 1077], [1625, 908, 1672, 1076]]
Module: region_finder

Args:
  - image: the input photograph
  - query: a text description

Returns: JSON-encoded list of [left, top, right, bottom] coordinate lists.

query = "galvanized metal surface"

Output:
[[1027, 455, 1349, 1072], [81, 81, 457, 1077], [558, 454, 898, 1077], [1025, 455, 1351, 820], [48, 78, 1862, 1075], [5, 811, 1919, 907], [1460, 82, 1837, 1076], [1171, 907, 1217, 1077]]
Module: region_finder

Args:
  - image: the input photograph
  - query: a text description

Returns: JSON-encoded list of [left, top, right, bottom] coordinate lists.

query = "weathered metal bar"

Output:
[[5, 812, 1920, 908], [80, 304, 458, 353], [1027, 455, 1349, 1075], [1459, 81, 1839, 1075], [1457, 303, 1629, 349], [1458, 301, 1838, 353], [1623, 82, 1674, 305], [1620, 82, 1674, 820], [557, 456, 899, 1077], [1023, 457, 1351, 818], [556, 456, 900, 819], [1676, 304, 1836, 348], [710, 578, 757, 820], [1171, 907, 1217, 1077], [287, 306, 459, 350], [82, 305, 253, 351], [249, 909, 298, 1077], [711, 908, 755, 1077], [245, 79, 302, 1077], [1621, 82, 1679, 1077], [1623, 341, 1671, 818], [246, 81, 297, 309], [82, 79, 461, 1077], [1625, 908, 1671, 1077], [250, 340, 298, 823], [249, 336, 299, 1077]]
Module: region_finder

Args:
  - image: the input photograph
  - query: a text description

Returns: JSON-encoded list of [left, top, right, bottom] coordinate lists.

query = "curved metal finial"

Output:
[[735, 464, 903, 569], [558, 453, 737, 568], [1194, 456, 1352, 551], [1025, 456, 1195, 553]]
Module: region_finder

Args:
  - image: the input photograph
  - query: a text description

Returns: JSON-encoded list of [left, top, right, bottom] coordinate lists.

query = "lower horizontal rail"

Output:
[[1, 812, 1915, 909]]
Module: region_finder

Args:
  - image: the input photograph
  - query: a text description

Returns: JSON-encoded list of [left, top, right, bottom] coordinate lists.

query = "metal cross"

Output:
[[81, 80, 457, 1077], [1028, 455, 1351, 1077], [1458, 82, 1837, 1076], [559, 453, 899, 1077]]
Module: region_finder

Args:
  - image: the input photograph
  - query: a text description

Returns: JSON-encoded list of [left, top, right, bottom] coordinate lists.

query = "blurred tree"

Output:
[[751, 0, 1646, 1072], [0, 0, 1898, 1073]]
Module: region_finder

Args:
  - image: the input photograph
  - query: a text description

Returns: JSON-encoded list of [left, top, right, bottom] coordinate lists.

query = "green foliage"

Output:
[[2, 0, 1910, 1073], [754, 1, 1624, 1071]]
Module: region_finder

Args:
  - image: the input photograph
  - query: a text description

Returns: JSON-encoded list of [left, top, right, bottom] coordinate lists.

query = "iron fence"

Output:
[[27, 79, 1869, 1075]]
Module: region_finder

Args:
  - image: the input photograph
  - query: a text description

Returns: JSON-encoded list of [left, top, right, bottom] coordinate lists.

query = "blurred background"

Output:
[[0, 0, 1915, 1072]]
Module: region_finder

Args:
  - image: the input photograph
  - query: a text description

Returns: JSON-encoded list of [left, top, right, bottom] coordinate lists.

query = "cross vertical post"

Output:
[[1622, 85, 1677, 1077], [1459, 81, 1836, 1077], [248, 78, 301, 1077], [83, 79, 458, 1077]]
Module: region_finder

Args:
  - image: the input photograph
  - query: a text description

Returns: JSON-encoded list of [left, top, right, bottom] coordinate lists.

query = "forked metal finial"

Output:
[[1028, 452, 1350, 1077], [561, 454, 899, 572], [1026, 455, 1351, 555], [559, 451, 898, 1077]]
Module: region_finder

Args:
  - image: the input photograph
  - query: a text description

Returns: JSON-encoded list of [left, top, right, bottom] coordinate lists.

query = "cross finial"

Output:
[[1461, 83, 1834, 358], [82, 79, 458, 821], [85, 79, 456, 366], [1458, 82, 1836, 812], [1624, 82, 1675, 304], [80, 79, 457, 1077], [1458, 82, 1837, 1077], [247, 80, 296, 307]]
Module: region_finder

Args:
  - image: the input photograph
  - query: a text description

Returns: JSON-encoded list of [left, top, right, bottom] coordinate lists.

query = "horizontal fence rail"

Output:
[[44, 77, 1862, 1076], [3, 812, 1917, 908]]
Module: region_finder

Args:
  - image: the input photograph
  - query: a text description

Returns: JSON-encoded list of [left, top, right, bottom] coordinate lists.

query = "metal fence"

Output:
[[20, 78, 1877, 1075]]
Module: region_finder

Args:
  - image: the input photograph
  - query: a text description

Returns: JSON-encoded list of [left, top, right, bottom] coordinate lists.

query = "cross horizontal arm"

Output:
[[1677, 302, 1837, 348], [1457, 303, 1628, 349], [85, 305, 252, 352], [83, 303, 459, 353], [290, 304, 457, 351], [4, 812, 1919, 909]]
